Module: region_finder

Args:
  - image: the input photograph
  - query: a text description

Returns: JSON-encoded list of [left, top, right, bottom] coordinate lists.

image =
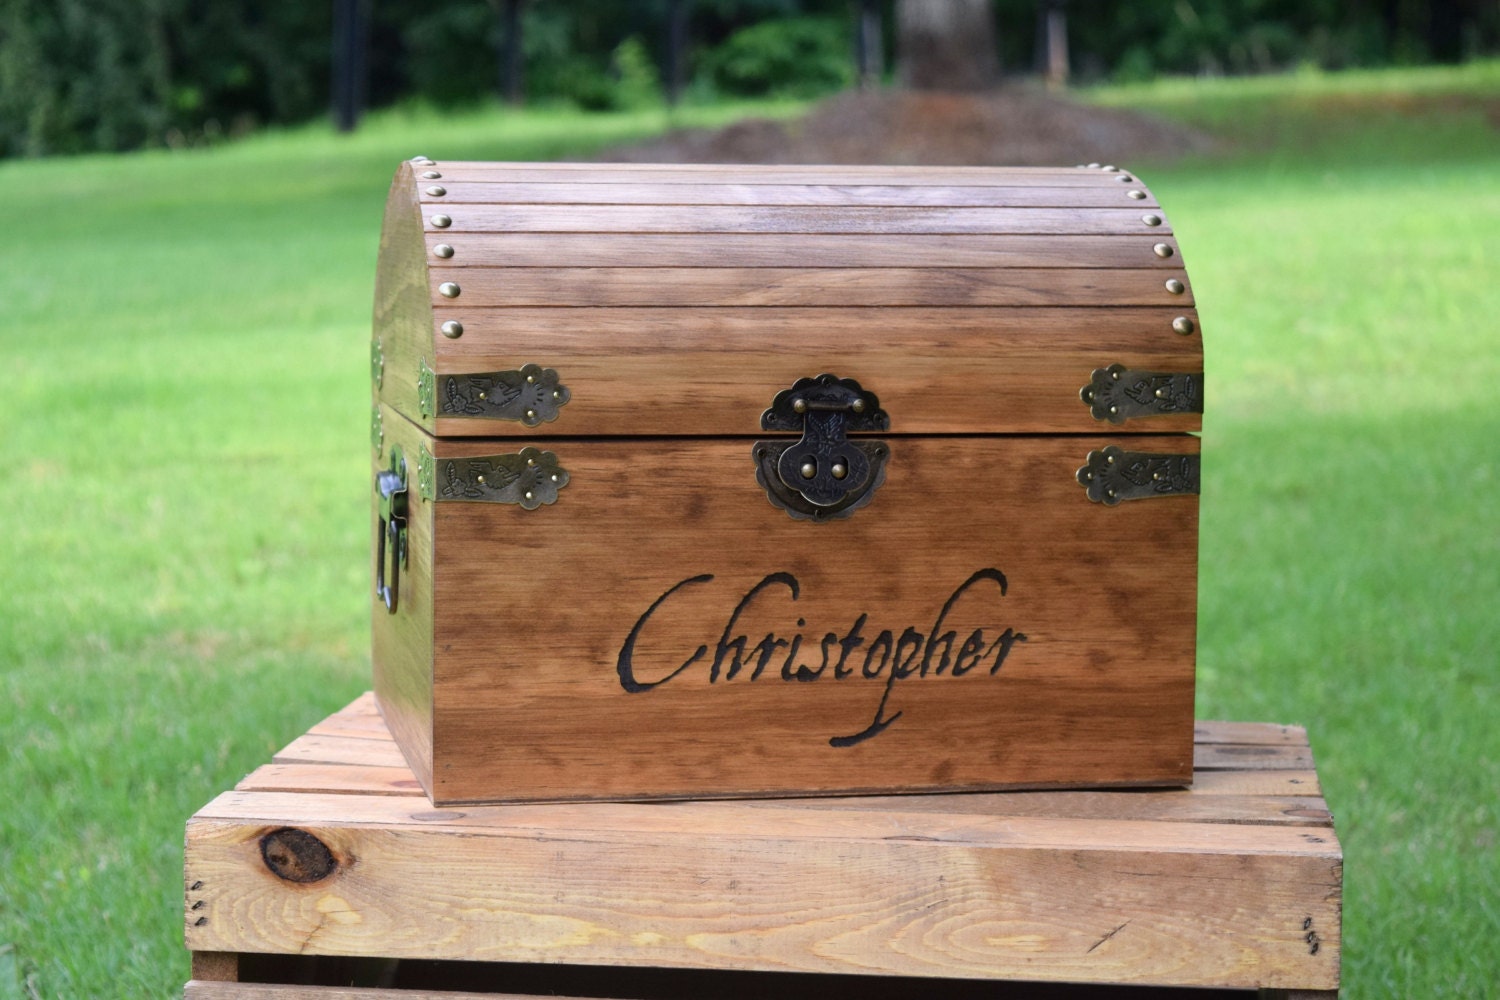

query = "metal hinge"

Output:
[[1077, 446, 1200, 505], [1081, 364, 1203, 424], [418, 443, 568, 510]]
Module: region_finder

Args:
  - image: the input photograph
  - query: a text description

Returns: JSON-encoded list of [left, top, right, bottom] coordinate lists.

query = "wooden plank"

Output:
[[237, 764, 428, 797], [1179, 769, 1323, 798], [433, 164, 1146, 186], [272, 734, 410, 770], [426, 233, 1184, 270], [237, 756, 1325, 805], [422, 182, 1159, 208], [192, 790, 1337, 855], [1195, 744, 1315, 771], [185, 793, 1340, 989], [1194, 721, 1309, 746], [425, 267, 1192, 309], [418, 306, 1202, 439], [422, 205, 1173, 236], [186, 984, 557, 1000], [237, 748, 1330, 827], [308, 693, 394, 740], [775, 791, 1331, 827]]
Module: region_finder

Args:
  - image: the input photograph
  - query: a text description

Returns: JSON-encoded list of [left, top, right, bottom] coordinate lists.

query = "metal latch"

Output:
[[375, 446, 409, 612], [753, 374, 890, 522]]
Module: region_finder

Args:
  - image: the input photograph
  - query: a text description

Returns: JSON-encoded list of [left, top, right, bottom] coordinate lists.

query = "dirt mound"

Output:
[[600, 87, 1215, 166]]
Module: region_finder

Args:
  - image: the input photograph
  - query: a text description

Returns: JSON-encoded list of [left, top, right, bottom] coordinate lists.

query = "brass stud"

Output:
[[433, 244, 454, 259], [552, 390, 561, 401], [1172, 316, 1196, 335], [431, 214, 452, 228], [526, 456, 536, 467], [1143, 214, 1163, 227], [425, 185, 447, 197], [478, 391, 488, 400], [792, 398, 807, 414], [831, 462, 848, 480], [1153, 243, 1174, 258], [525, 374, 536, 384], [439, 281, 461, 298], [524, 409, 537, 422], [477, 474, 487, 484], [851, 397, 866, 414], [1127, 190, 1147, 199], [550, 473, 560, 482], [1109, 405, 1118, 415], [524, 491, 534, 501], [800, 461, 816, 479], [1165, 278, 1186, 295], [421, 170, 441, 179], [1155, 388, 1168, 398], [441, 320, 463, 339]]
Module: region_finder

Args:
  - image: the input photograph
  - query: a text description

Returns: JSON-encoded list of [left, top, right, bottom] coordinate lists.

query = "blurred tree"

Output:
[[897, 0, 1000, 89], [2, 0, 1499, 156], [331, 0, 369, 132]]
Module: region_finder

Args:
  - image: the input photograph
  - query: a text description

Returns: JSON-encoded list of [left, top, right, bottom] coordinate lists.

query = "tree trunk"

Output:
[[331, 0, 369, 132], [855, 0, 884, 89], [897, 0, 999, 91], [1043, 0, 1068, 89]]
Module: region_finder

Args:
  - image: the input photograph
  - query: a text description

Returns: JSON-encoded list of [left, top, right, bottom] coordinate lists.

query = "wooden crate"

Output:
[[184, 694, 1341, 998]]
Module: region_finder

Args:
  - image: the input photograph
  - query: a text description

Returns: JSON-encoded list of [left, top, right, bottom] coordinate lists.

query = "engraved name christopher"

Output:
[[617, 568, 1027, 747]]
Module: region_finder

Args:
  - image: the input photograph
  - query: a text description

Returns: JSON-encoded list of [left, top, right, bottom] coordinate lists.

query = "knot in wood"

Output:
[[260, 828, 336, 883]]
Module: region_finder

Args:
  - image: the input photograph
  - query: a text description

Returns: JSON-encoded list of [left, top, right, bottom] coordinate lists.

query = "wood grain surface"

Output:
[[424, 306, 1200, 438], [421, 182, 1160, 207], [370, 420, 1200, 804], [373, 162, 1199, 438], [184, 696, 1342, 992]]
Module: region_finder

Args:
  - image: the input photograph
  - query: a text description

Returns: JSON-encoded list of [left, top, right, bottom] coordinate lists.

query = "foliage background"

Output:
[[4, 0, 1499, 156]]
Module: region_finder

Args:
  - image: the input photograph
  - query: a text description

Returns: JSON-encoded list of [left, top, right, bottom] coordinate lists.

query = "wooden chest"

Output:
[[370, 160, 1204, 806]]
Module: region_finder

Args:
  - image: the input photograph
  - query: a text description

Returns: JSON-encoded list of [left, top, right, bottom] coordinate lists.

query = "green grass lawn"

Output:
[[2, 67, 1497, 996]]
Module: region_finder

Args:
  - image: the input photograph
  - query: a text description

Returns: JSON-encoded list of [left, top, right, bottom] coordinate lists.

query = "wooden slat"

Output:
[[426, 267, 1192, 309], [193, 789, 1338, 854], [423, 205, 1173, 236], [423, 182, 1158, 208], [426, 233, 1184, 270], [185, 794, 1340, 989], [307, 693, 394, 740], [272, 734, 409, 770], [241, 757, 1323, 802], [1195, 744, 1316, 771], [1194, 721, 1309, 746], [433, 164, 1145, 186], [1181, 769, 1323, 798], [771, 791, 1331, 827], [186, 985, 553, 1000], [237, 763, 427, 797]]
